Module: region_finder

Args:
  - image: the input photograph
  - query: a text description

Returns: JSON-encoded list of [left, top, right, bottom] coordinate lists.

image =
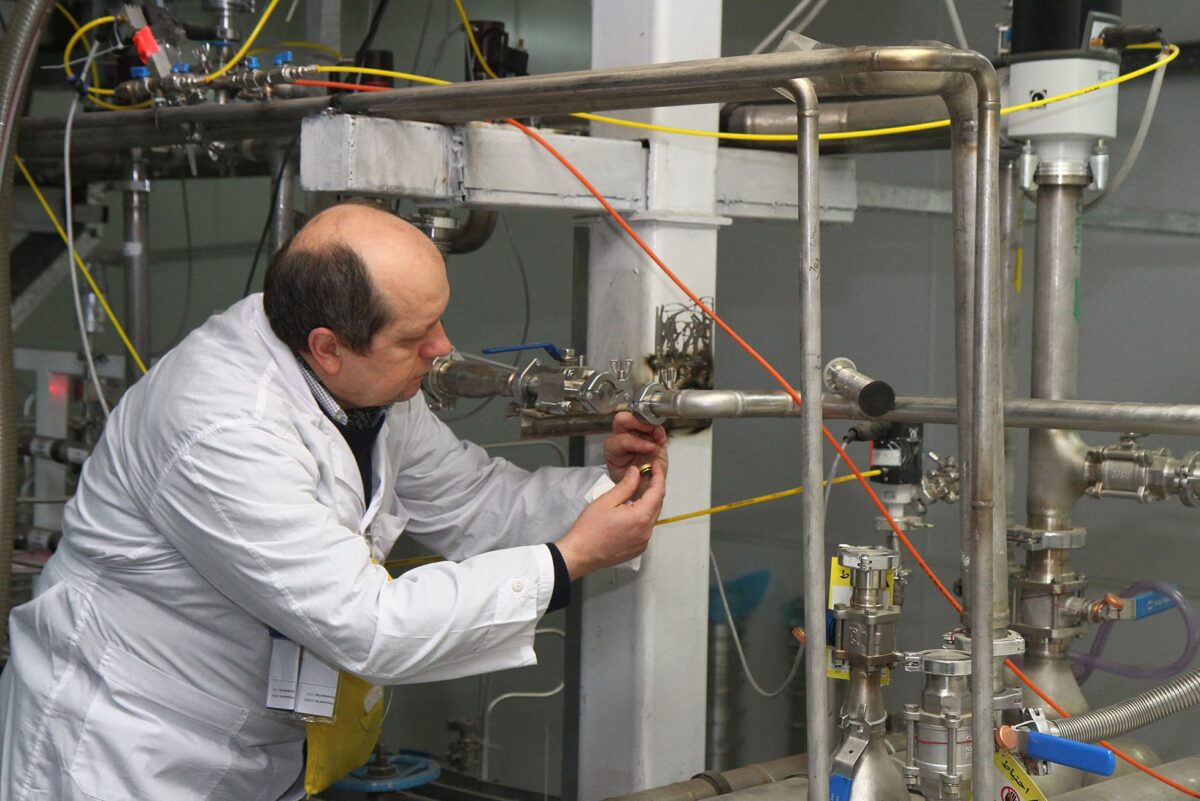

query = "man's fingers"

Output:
[[601, 465, 643, 506], [633, 461, 667, 512], [612, 411, 658, 436], [611, 432, 659, 456]]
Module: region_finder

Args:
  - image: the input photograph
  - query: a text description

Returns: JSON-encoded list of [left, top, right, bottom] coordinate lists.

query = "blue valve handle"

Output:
[[1025, 731, 1115, 776], [332, 754, 441, 793], [1133, 590, 1175, 619], [482, 342, 566, 362]]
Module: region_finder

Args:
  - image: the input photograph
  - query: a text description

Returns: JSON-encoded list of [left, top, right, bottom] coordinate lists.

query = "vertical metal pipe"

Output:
[[968, 73, 1004, 801], [785, 77, 826, 801], [1001, 161, 1023, 521], [123, 151, 150, 385], [1027, 184, 1088, 531], [268, 146, 297, 256], [950, 105, 978, 629]]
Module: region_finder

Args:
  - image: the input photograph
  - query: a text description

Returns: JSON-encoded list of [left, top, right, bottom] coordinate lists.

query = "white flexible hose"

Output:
[[63, 38, 110, 417], [1085, 46, 1168, 210], [709, 450, 843, 698], [750, 0, 818, 55], [941, 0, 969, 50]]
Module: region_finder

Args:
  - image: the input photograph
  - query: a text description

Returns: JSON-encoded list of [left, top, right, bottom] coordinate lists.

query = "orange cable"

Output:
[[498, 117, 1200, 799], [503, 117, 964, 616], [317, 77, 1198, 798], [294, 78, 388, 93]]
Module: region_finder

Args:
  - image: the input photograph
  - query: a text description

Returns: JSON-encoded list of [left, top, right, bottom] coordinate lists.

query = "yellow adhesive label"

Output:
[[825, 557, 893, 682], [993, 751, 1047, 801]]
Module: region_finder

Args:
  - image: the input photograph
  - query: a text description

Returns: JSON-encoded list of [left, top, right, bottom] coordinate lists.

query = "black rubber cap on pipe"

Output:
[[857, 380, 896, 418]]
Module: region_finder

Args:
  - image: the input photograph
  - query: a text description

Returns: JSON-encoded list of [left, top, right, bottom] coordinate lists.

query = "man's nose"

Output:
[[423, 322, 453, 358]]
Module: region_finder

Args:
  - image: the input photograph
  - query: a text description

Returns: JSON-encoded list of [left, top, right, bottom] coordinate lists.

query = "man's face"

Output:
[[338, 296, 453, 407], [309, 208, 455, 409]]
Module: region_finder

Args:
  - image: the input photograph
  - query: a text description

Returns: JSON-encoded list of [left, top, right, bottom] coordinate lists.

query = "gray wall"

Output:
[[15, 0, 1200, 794]]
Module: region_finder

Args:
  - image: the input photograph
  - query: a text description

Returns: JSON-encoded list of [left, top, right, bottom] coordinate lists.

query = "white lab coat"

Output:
[[0, 295, 606, 801]]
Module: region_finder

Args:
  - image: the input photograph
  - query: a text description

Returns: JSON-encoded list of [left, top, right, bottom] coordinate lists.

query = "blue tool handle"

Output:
[[1026, 731, 1115, 776], [481, 342, 565, 361], [1133, 590, 1175, 619]]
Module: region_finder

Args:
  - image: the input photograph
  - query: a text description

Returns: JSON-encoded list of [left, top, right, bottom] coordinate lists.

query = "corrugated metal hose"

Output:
[[1053, 667, 1200, 744]]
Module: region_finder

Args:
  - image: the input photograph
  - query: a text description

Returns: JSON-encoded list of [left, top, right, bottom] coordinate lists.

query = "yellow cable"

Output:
[[62, 14, 119, 97], [85, 94, 153, 111], [450, 2, 1179, 143], [204, 0, 282, 82], [59, 12, 148, 110], [314, 65, 450, 87], [55, 3, 102, 92], [382, 469, 885, 571], [454, 0, 501, 81], [656, 470, 883, 526], [1002, 43, 1178, 115], [14, 156, 148, 375]]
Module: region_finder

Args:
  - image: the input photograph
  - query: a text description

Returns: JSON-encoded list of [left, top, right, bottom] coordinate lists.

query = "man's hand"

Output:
[[603, 412, 668, 495], [554, 460, 666, 580]]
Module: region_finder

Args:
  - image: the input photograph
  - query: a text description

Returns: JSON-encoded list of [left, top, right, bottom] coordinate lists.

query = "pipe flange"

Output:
[[994, 686, 1025, 710], [837, 544, 898, 572], [630, 382, 666, 426], [1178, 451, 1200, 507], [579, 371, 625, 415], [904, 648, 971, 676], [946, 628, 1025, 657], [1008, 525, 1087, 551], [1034, 159, 1092, 186]]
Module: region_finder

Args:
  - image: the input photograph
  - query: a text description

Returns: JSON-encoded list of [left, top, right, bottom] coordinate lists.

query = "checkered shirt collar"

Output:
[[295, 355, 388, 429]]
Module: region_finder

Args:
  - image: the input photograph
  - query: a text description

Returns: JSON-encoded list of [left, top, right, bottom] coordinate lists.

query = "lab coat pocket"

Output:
[[68, 644, 247, 801]]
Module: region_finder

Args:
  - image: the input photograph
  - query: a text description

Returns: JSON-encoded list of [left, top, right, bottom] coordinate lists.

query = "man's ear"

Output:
[[307, 327, 343, 375]]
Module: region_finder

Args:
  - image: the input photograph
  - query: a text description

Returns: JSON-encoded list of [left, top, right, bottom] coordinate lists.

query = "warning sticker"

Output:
[[994, 751, 1048, 801]]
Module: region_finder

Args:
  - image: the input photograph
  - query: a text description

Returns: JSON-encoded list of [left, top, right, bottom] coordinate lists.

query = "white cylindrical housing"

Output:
[[1007, 57, 1120, 162]]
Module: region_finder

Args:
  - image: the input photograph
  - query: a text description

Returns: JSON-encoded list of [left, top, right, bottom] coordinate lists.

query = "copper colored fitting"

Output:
[[791, 627, 807, 646], [996, 725, 1019, 752], [1105, 592, 1125, 611]]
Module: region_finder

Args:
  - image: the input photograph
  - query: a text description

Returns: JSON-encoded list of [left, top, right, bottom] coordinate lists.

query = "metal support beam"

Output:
[[300, 116, 857, 221], [573, 3, 722, 798]]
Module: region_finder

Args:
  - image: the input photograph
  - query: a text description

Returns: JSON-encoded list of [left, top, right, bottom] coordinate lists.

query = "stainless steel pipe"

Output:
[[725, 96, 951, 136], [1027, 184, 1089, 532], [967, 67, 1003, 801], [338, 47, 986, 123], [19, 54, 977, 157], [268, 146, 297, 256], [123, 151, 151, 385], [1001, 161, 1022, 521], [601, 753, 808, 801], [635, 390, 1200, 437], [824, 394, 1200, 435], [784, 77, 827, 801]]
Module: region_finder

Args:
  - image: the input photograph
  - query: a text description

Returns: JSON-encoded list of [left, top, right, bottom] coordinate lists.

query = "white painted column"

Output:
[[575, 2, 723, 798]]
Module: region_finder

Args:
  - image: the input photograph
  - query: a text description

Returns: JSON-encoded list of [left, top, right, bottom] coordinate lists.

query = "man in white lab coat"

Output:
[[0, 202, 667, 801]]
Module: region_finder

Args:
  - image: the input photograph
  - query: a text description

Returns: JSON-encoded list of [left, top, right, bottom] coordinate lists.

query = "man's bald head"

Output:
[[263, 201, 449, 356]]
